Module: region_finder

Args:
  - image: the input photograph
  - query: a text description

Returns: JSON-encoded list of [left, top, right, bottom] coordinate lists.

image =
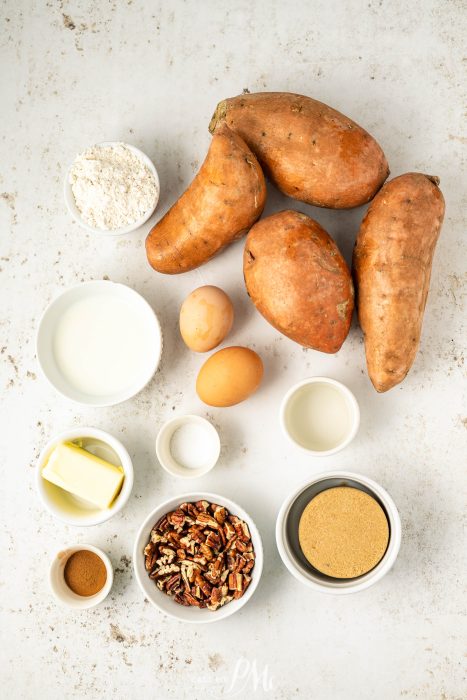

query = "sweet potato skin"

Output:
[[145, 125, 266, 274], [209, 92, 389, 209], [353, 173, 445, 392], [243, 210, 354, 352]]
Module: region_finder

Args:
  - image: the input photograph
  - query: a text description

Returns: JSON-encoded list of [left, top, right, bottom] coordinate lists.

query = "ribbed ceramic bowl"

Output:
[[134, 492, 263, 623], [276, 471, 401, 594], [36, 280, 162, 407]]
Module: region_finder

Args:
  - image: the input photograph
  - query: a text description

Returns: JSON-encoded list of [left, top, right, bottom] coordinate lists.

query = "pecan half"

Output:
[[213, 506, 227, 524], [167, 510, 185, 528], [195, 500, 210, 512], [196, 512, 219, 529]]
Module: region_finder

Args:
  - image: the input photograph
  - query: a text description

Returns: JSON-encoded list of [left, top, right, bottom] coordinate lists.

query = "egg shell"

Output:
[[196, 346, 263, 407], [179, 285, 234, 353]]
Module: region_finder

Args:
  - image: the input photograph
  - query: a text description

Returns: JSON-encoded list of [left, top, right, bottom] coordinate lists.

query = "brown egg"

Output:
[[179, 285, 234, 353], [196, 346, 263, 407]]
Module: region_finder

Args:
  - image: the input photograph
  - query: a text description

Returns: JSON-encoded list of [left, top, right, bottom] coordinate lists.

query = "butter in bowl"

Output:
[[36, 427, 134, 526]]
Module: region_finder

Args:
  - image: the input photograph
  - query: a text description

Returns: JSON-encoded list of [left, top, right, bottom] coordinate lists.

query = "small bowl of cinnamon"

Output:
[[49, 544, 113, 609]]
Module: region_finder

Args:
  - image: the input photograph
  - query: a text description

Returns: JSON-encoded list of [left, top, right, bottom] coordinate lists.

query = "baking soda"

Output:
[[169, 422, 218, 470]]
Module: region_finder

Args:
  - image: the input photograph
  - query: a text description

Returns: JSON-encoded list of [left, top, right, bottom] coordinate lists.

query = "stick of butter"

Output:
[[42, 442, 124, 509]]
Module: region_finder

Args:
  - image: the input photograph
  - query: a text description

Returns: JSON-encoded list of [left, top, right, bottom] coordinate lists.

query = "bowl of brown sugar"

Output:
[[49, 544, 113, 608], [276, 471, 401, 594]]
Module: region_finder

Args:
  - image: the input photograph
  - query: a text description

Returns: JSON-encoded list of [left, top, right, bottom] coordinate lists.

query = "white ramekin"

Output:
[[133, 492, 263, 623], [36, 280, 163, 407], [280, 377, 360, 457], [49, 544, 113, 609], [156, 415, 221, 479], [276, 471, 401, 594], [64, 142, 160, 235], [36, 427, 134, 527]]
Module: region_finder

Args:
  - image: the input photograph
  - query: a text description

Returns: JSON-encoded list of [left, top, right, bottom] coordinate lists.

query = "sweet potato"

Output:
[[145, 124, 266, 274], [209, 92, 389, 209], [353, 173, 445, 392], [243, 210, 354, 352]]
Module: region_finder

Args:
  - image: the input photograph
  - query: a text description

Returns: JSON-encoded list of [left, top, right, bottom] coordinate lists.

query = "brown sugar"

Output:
[[64, 550, 107, 596], [298, 486, 389, 579]]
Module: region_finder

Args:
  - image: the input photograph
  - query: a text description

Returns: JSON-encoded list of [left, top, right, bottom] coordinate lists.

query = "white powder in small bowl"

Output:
[[69, 143, 159, 231], [169, 422, 219, 471]]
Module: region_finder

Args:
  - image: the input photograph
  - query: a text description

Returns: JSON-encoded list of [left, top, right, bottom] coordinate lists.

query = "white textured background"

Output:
[[1, 1, 466, 698]]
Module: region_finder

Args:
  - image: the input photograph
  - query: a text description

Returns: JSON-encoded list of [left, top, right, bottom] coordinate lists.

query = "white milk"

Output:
[[53, 295, 152, 397], [285, 382, 352, 451]]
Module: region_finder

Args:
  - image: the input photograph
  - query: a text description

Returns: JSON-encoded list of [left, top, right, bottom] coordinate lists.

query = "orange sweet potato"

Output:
[[209, 92, 389, 209], [146, 125, 266, 274], [244, 210, 354, 352], [353, 173, 445, 392]]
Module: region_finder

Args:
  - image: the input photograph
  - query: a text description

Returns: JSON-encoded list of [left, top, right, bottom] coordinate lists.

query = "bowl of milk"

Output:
[[36, 280, 162, 406]]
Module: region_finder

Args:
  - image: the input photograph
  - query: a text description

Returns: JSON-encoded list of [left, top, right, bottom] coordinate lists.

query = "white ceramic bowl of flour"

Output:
[[156, 415, 221, 478], [36, 280, 162, 406], [64, 142, 160, 235]]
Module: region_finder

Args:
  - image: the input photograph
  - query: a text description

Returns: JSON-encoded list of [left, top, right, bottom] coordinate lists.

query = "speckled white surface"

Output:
[[1, 1, 466, 698]]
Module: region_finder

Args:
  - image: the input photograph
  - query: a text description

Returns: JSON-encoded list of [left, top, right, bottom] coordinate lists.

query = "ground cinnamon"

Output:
[[64, 550, 107, 596]]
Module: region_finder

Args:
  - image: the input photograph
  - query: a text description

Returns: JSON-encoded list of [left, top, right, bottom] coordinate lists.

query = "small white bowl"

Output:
[[36, 427, 134, 527], [133, 492, 263, 623], [36, 280, 162, 407], [156, 415, 221, 479], [276, 471, 401, 594], [49, 544, 113, 609], [280, 377, 360, 457], [64, 142, 160, 235]]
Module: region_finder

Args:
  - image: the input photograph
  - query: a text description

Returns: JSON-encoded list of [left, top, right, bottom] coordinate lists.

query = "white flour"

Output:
[[69, 143, 158, 230]]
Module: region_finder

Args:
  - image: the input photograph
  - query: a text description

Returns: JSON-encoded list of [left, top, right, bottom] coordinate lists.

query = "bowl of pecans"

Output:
[[133, 493, 263, 622]]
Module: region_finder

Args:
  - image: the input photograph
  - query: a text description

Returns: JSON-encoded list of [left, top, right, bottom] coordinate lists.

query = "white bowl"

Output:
[[280, 377, 360, 456], [156, 415, 221, 479], [276, 471, 401, 594], [37, 427, 134, 526], [64, 142, 160, 235], [133, 492, 263, 623], [36, 280, 162, 407], [49, 544, 113, 609]]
